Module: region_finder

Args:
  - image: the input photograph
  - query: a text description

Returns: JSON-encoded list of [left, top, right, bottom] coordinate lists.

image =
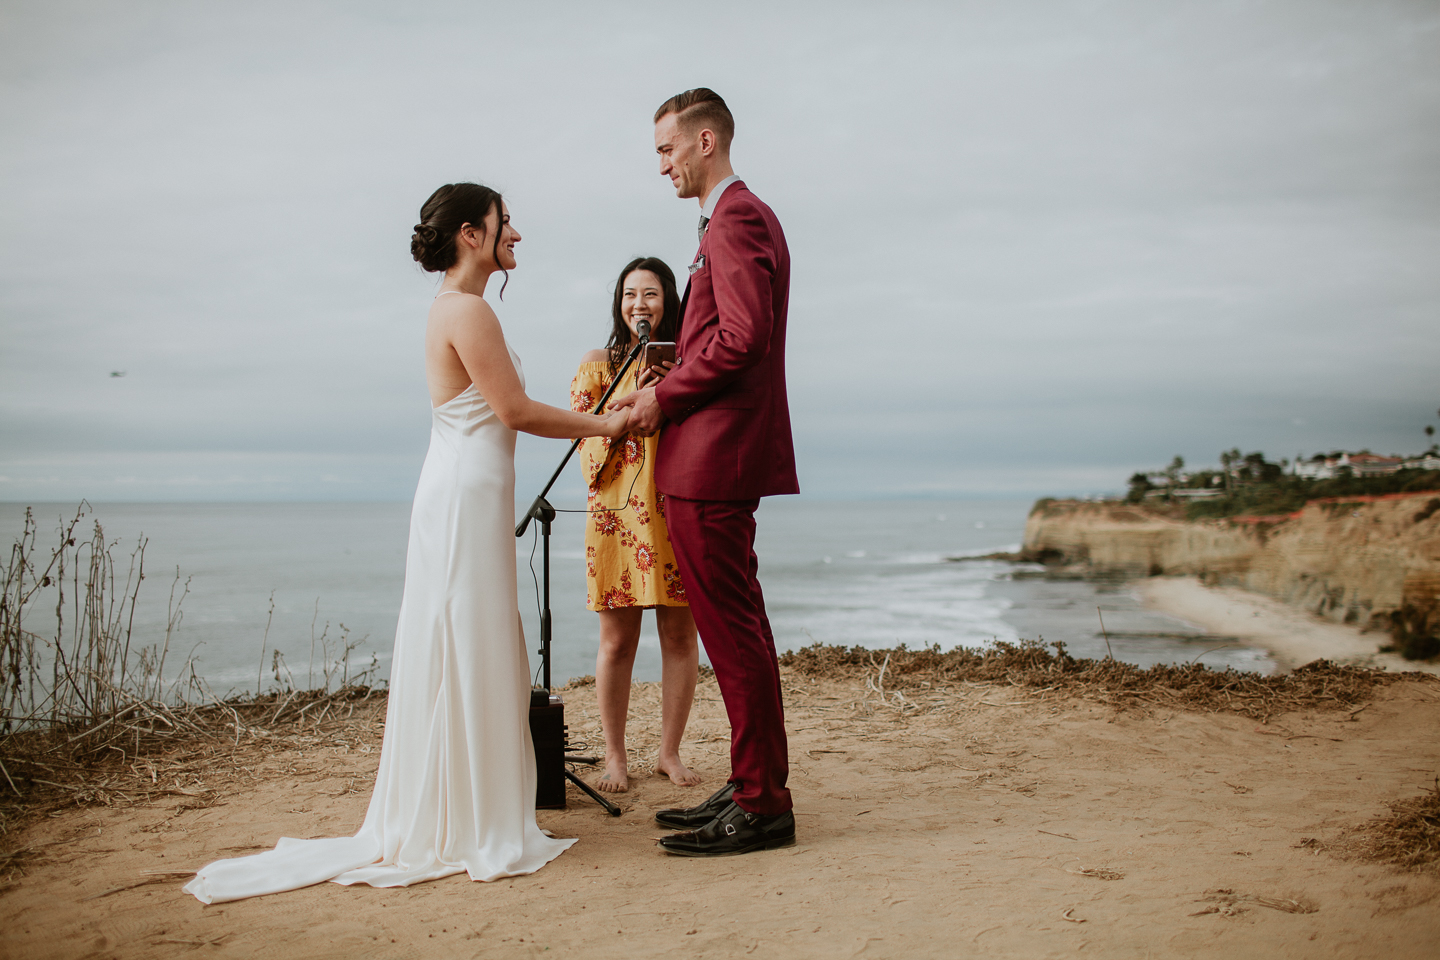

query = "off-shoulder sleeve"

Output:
[[571, 363, 613, 490]]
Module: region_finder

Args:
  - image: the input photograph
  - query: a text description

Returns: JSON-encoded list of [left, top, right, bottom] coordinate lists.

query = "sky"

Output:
[[2, 0, 1437, 503]]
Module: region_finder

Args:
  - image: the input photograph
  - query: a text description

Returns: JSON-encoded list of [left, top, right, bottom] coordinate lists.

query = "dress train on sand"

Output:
[[185, 343, 573, 904]]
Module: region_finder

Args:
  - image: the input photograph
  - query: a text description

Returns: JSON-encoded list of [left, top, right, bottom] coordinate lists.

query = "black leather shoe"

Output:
[[654, 781, 736, 830], [657, 802, 796, 857]]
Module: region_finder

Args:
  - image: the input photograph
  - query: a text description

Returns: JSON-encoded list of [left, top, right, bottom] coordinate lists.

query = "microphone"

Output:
[[636, 318, 652, 343]]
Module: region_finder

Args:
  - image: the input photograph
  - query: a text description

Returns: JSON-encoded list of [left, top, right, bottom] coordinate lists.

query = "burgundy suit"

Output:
[[655, 181, 798, 815]]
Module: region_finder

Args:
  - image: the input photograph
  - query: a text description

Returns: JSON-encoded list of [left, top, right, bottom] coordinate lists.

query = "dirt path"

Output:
[[2, 672, 1438, 959]]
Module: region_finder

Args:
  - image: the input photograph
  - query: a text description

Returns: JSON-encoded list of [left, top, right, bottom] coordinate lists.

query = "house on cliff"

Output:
[[1295, 452, 1407, 479], [1295, 454, 1342, 479], [1351, 454, 1405, 477]]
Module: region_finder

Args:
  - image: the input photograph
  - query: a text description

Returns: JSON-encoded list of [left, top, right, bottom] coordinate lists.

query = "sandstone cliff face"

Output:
[[1022, 494, 1440, 647]]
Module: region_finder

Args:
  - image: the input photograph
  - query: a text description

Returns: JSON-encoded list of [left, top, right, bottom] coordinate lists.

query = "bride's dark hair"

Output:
[[606, 257, 681, 374], [411, 182, 509, 296]]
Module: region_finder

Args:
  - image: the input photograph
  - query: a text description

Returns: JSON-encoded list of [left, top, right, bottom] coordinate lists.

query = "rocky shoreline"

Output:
[[1015, 493, 1440, 662]]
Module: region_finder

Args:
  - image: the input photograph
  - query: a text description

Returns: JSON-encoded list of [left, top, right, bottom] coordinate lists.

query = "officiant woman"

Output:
[[570, 257, 701, 794]]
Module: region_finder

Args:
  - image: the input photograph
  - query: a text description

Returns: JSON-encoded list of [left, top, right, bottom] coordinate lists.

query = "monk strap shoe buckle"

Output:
[[657, 803, 797, 858]]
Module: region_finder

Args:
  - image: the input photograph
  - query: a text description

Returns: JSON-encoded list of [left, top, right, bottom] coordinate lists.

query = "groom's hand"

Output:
[[611, 386, 665, 436]]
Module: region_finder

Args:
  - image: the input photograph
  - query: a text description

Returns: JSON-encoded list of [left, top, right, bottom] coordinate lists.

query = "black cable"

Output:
[[528, 523, 544, 688], [553, 433, 647, 516]]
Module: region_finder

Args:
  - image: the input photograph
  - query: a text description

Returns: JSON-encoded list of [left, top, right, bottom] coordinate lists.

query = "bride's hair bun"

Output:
[[410, 223, 443, 269], [410, 182, 505, 275]]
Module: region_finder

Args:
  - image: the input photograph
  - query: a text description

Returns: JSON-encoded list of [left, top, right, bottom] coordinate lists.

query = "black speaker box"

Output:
[[529, 689, 567, 809]]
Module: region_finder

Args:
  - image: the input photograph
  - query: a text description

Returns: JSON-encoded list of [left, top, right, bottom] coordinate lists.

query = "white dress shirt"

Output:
[[700, 174, 742, 223]]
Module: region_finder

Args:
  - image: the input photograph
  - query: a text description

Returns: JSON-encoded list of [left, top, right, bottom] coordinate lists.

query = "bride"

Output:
[[185, 183, 629, 904]]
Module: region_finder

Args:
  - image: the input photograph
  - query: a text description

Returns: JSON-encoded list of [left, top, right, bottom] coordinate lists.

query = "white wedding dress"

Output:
[[185, 339, 575, 904]]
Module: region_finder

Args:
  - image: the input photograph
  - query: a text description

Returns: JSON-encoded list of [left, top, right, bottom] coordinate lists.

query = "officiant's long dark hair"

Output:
[[606, 257, 681, 374], [411, 182, 509, 297]]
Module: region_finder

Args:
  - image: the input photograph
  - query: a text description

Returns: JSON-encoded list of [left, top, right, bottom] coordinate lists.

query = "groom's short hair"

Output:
[[655, 88, 734, 150]]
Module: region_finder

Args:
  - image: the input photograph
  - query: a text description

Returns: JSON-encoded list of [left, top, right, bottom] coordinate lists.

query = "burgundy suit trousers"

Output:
[[664, 495, 792, 815]]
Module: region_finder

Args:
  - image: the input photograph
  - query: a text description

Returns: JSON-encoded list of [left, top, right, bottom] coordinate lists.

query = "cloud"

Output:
[[2, 0, 1438, 503]]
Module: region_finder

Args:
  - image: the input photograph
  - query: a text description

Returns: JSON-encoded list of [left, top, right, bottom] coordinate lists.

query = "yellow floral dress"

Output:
[[570, 360, 688, 611]]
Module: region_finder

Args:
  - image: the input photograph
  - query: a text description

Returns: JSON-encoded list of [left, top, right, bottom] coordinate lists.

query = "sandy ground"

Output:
[[2, 663, 1439, 960], [1138, 576, 1440, 676]]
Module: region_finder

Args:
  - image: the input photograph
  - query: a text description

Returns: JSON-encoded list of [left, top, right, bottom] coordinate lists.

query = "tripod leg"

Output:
[[565, 769, 623, 817], [565, 755, 601, 765]]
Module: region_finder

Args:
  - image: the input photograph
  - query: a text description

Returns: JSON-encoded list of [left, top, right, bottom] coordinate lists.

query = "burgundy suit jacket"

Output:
[[654, 181, 799, 501]]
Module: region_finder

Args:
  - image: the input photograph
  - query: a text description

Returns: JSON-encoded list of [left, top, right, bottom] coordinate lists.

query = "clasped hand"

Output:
[[609, 359, 675, 437]]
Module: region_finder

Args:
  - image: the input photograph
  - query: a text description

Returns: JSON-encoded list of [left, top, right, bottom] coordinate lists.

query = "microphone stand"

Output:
[[516, 322, 650, 817]]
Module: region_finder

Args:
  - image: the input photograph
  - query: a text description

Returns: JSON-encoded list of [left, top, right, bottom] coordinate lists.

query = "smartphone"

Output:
[[642, 341, 677, 369]]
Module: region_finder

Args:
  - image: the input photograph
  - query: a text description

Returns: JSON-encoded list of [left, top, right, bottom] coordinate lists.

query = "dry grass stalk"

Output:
[[1196, 888, 1318, 914], [0, 505, 386, 864], [1065, 862, 1124, 880], [779, 640, 1428, 720], [1349, 777, 1440, 872], [3, 504, 164, 732]]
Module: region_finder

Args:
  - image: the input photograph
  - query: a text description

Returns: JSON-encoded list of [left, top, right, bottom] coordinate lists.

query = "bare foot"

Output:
[[655, 756, 703, 787], [595, 757, 628, 794]]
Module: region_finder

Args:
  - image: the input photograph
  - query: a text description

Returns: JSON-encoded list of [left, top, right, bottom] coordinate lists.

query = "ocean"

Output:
[[0, 499, 1272, 696]]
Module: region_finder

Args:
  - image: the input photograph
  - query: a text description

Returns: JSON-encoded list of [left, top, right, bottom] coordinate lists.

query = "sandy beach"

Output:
[[3, 649, 1439, 960], [1138, 576, 1440, 676]]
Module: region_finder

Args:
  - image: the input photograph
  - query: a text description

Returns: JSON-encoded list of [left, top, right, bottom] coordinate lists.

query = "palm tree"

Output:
[[1219, 449, 1240, 497]]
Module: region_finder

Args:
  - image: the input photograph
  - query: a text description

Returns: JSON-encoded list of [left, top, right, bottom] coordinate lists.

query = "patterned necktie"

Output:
[[698, 215, 709, 242]]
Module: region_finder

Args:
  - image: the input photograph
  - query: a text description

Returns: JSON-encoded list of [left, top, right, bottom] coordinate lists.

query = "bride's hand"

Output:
[[600, 408, 631, 438]]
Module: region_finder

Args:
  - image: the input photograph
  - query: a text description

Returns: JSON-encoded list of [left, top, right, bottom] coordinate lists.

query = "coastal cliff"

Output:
[[1022, 493, 1440, 656]]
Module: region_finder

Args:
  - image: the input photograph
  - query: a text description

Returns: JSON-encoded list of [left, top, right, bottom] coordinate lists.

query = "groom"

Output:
[[613, 88, 799, 857]]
